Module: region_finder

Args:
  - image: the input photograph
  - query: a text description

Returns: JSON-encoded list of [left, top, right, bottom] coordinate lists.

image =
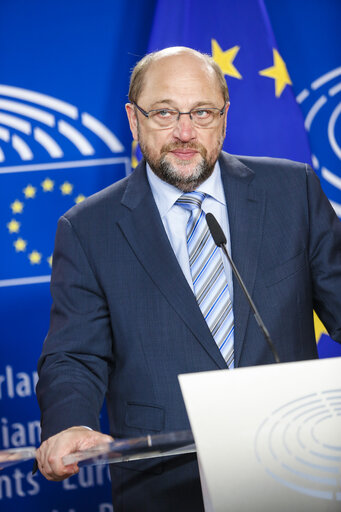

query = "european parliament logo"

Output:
[[255, 388, 341, 501], [297, 67, 341, 217], [0, 85, 125, 164], [0, 85, 130, 287]]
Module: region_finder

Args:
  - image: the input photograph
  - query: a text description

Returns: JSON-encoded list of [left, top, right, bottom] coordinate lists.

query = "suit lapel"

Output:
[[117, 162, 227, 370], [220, 154, 266, 367]]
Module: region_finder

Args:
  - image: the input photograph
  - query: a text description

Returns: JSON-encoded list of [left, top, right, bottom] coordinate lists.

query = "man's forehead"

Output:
[[142, 53, 218, 97]]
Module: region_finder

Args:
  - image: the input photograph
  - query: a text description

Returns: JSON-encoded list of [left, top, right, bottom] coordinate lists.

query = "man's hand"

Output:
[[36, 426, 113, 481]]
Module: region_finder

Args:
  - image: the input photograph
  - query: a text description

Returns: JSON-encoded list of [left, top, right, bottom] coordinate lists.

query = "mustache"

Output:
[[160, 141, 207, 157]]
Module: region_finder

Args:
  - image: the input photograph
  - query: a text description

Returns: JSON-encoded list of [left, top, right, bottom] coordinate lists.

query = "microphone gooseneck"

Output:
[[206, 212, 281, 364]]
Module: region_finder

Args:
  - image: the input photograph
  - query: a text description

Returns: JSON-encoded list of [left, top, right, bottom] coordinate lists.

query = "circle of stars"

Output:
[[6, 178, 86, 267]]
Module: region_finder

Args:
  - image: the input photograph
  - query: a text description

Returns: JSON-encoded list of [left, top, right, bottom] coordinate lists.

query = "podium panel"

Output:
[[179, 357, 341, 512]]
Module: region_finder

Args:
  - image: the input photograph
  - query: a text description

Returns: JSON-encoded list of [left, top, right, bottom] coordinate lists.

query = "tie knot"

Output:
[[176, 191, 206, 211]]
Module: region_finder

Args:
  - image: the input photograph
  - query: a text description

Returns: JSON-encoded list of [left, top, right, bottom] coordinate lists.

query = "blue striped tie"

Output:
[[176, 192, 234, 368]]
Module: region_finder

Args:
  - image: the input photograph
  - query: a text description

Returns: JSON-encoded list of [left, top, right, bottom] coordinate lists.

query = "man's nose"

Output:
[[172, 113, 196, 141]]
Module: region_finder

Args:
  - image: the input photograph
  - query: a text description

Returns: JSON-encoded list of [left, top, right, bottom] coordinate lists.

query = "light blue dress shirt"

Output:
[[146, 162, 234, 301]]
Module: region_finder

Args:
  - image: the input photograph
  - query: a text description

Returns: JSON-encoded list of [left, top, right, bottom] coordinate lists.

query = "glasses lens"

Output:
[[149, 109, 178, 127], [191, 109, 220, 127]]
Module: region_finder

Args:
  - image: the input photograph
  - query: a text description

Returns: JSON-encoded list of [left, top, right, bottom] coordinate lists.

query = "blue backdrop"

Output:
[[0, 1, 340, 510], [0, 1, 155, 510]]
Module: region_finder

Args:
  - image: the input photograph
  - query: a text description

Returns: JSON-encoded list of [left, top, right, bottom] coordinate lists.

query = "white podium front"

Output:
[[179, 357, 341, 512]]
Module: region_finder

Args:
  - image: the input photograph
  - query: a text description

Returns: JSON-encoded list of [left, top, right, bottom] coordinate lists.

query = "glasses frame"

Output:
[[133, 100, 228, 128]]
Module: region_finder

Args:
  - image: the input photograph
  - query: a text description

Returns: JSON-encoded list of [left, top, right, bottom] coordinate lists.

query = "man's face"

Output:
[[126, 52, 229, 192]]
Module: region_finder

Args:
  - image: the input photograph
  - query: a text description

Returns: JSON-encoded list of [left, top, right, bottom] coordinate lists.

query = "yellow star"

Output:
[[28, 250, 42, 264], [131, 141, 139, 169], [47, 255, 53, 267], [314, 311, 328, 344], [10, 200, 24, 214], [60, 181, 73, 195], [23, 184, 36, 199], [13, 238, 27, 252], [259, 49, 292, 98], [211, 39, 242, 79], [41, 178, 54, 192], [75, 194, 86, 204], [7, 219, 20, 233]]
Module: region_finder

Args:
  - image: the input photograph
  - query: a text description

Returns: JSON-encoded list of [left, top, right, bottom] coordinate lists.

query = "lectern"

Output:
[[179, 357, 341, 511]]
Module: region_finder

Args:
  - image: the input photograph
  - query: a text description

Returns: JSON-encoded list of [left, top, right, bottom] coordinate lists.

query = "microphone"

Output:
[[206, 212, 280, 364]]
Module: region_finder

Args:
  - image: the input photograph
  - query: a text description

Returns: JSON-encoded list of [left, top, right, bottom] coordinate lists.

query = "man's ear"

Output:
[[125, 103, 139, 141], [222, 101, 230, 136]]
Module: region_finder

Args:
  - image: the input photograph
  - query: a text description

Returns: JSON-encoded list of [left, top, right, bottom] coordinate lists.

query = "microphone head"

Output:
[[206, 212, 227, 246]]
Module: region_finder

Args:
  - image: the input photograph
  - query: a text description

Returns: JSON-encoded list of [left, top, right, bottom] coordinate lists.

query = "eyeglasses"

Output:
[[133, 101, 228, 129]]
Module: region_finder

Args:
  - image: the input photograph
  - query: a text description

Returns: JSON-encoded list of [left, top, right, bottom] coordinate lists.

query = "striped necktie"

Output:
[[176, 192, 234, 368]]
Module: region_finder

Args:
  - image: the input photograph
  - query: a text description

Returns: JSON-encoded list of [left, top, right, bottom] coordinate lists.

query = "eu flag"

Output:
[[0, 160, 128, 284], [146, 0, 341, 358]]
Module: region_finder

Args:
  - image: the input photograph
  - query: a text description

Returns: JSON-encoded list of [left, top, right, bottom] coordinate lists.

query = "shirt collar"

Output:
[[146, 160, 226, 219]]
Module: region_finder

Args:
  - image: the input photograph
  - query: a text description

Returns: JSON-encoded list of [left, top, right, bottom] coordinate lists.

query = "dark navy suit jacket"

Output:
[[37, 152, 341, 511]]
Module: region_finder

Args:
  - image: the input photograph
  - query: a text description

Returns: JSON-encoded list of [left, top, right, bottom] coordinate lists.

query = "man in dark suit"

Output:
[[36, 47, 341, 511]]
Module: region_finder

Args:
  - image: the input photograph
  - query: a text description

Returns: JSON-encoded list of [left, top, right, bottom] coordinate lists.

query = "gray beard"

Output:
[[138, 139, 219, 192], [154, 156, 215, 192]]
